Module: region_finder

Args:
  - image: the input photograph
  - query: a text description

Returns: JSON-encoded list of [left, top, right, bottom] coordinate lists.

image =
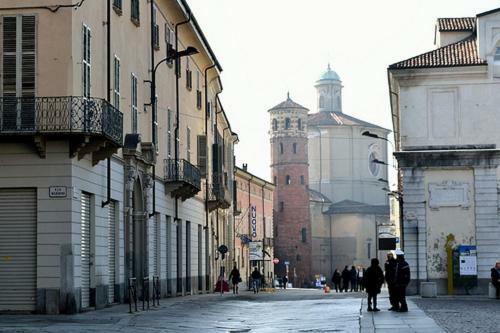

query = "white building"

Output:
[[388, 8, 500, 295]]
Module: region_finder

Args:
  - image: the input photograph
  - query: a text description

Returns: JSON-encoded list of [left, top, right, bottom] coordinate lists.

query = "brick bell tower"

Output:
[[269, 93, 312, 287]]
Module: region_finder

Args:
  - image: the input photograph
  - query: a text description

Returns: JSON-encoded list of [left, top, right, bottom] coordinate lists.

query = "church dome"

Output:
[[317, 64, 341, 82]]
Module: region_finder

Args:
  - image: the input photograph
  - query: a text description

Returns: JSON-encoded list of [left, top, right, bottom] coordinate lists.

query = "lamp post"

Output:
[[382, 188, 404, 250]]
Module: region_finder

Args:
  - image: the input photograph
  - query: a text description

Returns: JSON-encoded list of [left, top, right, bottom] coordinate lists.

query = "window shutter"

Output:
[[197, 135, 207, 177], [2, 17, 17, 97], [21, 16, 35, 97]]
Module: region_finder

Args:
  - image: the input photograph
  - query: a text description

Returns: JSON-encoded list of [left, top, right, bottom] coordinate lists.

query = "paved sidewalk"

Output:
[[359, 292, 445, 333]]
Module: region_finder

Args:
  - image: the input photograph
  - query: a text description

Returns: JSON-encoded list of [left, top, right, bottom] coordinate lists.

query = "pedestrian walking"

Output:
[[341, 266, 350, 292], [251, 267, 262, 294], [357, 266, 365, 292], [394, 250, 410, 312], [332, 269, 341, 293], [384, 252, 398, 311], [491, 261, 500, 299], [228, 265, 241, 294], [282, 275, 288, 289], [350, 266, 358, 291], [364, 258, 384, 312]]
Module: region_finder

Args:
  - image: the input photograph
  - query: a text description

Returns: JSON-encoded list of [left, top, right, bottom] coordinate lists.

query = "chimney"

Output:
[[242, 163, 248, 171]]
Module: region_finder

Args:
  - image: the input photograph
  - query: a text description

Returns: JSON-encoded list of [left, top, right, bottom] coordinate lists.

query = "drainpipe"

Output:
[[316, 126, 323, 194], [102, 0, 112, 208], [174, 13, 192, 221], [148, 0, 157, 217]]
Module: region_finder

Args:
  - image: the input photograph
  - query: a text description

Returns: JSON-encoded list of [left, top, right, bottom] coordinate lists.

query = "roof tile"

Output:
[[437, 17, 475, 32]]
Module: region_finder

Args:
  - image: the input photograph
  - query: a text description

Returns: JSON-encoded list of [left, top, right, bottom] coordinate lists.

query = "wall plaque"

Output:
[[428, 181, 470, 209], [49, 186, 67, 198]]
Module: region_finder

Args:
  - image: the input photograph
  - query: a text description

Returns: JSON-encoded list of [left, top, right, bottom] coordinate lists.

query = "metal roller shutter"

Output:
[[0, 188, 37, 311], [108, 201, 116, 303], [80, 193, 91, 308]]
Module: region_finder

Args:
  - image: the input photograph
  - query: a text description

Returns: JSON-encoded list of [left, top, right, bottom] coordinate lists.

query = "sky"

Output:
[[188, 0, 500, 182]]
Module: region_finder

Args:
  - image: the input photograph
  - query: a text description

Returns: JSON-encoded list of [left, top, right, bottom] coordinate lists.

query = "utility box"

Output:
[[452, 245, 478, 293]]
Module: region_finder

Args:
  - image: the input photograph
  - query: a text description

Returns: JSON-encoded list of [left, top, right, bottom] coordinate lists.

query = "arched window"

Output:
[[319, 95, 325, 109], [301, 228, 307, 243], [279, 143, 284, 154], [297, 118, 302, 130], [272, 118, 278, 131], [293, 143, 297, 154], [285, 118, 291, 129], [300, 175, 305, 185], [285, 175, 291, 185]]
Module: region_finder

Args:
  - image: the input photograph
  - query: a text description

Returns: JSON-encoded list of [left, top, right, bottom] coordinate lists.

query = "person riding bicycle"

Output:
[[251, 267, 263, 294]]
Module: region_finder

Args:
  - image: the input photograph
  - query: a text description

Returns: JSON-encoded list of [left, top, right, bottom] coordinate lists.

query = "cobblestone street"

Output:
[[413, 297, 500, 333], [0, 289, 454, 333]]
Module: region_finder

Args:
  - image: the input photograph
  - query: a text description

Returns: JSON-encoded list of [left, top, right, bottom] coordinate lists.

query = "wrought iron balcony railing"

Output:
[[207, 182, 231, 211], [164, 159, 202, 200], [0, 96, 123, 146]]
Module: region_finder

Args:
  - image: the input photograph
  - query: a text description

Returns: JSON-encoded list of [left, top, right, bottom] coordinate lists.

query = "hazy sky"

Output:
[[188, 0, 499, 181]]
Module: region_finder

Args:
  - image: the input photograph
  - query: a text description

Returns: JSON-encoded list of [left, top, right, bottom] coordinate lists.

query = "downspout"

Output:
[[174, 13, 192, 221], [102, 0, 112, 208], [316, 126, 323, 194], [148, 0, 157, 217]]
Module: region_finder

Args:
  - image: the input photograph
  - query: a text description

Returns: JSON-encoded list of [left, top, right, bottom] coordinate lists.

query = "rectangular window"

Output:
[[113, 0, 122, 12], [167, 108, 173, 158], [131, 74, 138, 133], [152, 6, 160, 50], [82, 24, 91, 98], [197, 135, 207, 177], [186, 70, 192, 90], [186, 127, 191, 162], [196, 90, 202, 109], [2, 15, 36, 131], [131, 0, 140, 23], [165, 24, 175, 66], [113, 56, 120, 110], [301, 228, 307, 243]]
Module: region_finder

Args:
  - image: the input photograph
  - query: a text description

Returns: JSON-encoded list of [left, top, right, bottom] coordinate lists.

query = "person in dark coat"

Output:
[[384, 252, 398, 310], [251, 268, 262, 294], [228, 265, 241, 294], [282, 275, 288, 290], [364, 258, 384, 312], [341, 266, 350, 292], [332, 269, 341, 292], [350, 266, 358, 292], [491, 261, 500, 299], [394, 250, 410, 312]]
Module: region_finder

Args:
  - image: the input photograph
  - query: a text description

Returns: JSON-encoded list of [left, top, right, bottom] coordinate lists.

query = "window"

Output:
[[300, 175, 305, 185], [196, 90, 202, 109], [113, 56, 120, 110], [293, 143, 297, 154], [285, 175, 291, 185], [285, 118, 291, 129], [186, 127, 191, 162], [186, 69, 192, 90], [494, 46, 500, 78], [113, 0, 122, 13], [274, 176, 277, 185], [167, 108, 173, 158], [495, 47, 500, 62], [279, 143, 283, 154], [131, 74, 138, 133], [272, 119, 278, 131], [197, 135, 207, 176], [165, 24, 175, 67], [298, 118, 302, 130], [319, 95, 325, 108], [152, 6, 160, 50], [279, 201, 284, 212], [131, 0, 140, 24], [301, 228, 307, 243], [2, 15, 36, 130], [83, 24, 91, 98]]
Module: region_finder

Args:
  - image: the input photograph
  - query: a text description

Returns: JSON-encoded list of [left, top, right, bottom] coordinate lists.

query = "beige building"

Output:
[[0, 0, 237, 313], [388, 9, 500, 295]]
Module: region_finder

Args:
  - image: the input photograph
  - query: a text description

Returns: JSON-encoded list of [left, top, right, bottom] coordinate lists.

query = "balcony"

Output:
[[164, 159, 201, 200], [0, 96, 123, 164], [207, 182, 231, 212]]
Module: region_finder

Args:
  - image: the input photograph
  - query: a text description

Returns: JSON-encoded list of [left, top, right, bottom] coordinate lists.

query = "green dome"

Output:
[[317, 64, 341, 82]]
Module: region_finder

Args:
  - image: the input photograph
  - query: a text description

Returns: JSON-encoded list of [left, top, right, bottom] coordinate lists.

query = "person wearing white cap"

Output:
[[394, 250, 410, 312]]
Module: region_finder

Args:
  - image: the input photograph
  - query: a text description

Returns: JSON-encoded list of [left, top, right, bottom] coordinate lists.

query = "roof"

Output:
[[436, 17, 475, 32], [388, 35, 486, 70], [477, 7, 500, 17], [269, 94, 309, 111], [324, 200, 389, 215], [307, 111, 388, 131], [316, 64, 341, 82], [309, 188, 332, 204]]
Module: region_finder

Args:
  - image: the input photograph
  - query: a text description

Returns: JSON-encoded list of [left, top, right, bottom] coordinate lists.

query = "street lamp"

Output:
[[148, 46, 199, 218]]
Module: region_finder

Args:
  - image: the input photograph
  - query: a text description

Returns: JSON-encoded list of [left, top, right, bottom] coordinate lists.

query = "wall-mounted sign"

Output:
[[459, 245, 477, 276], [49, 186, 67, 198], [251, 205, 257, 238], [429, 181, 470, 209], [249, 241, 263, 261]]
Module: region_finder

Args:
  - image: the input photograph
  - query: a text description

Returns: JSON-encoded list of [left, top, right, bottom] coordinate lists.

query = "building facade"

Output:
[[388, 8, 500, 295], [269, 95, 312, 287], [234, 165, 275, 287], [0, 0, 237, 313]]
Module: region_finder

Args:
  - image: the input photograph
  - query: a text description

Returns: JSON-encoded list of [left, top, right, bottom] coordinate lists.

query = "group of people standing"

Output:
[[331, 265, 365, 292]]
